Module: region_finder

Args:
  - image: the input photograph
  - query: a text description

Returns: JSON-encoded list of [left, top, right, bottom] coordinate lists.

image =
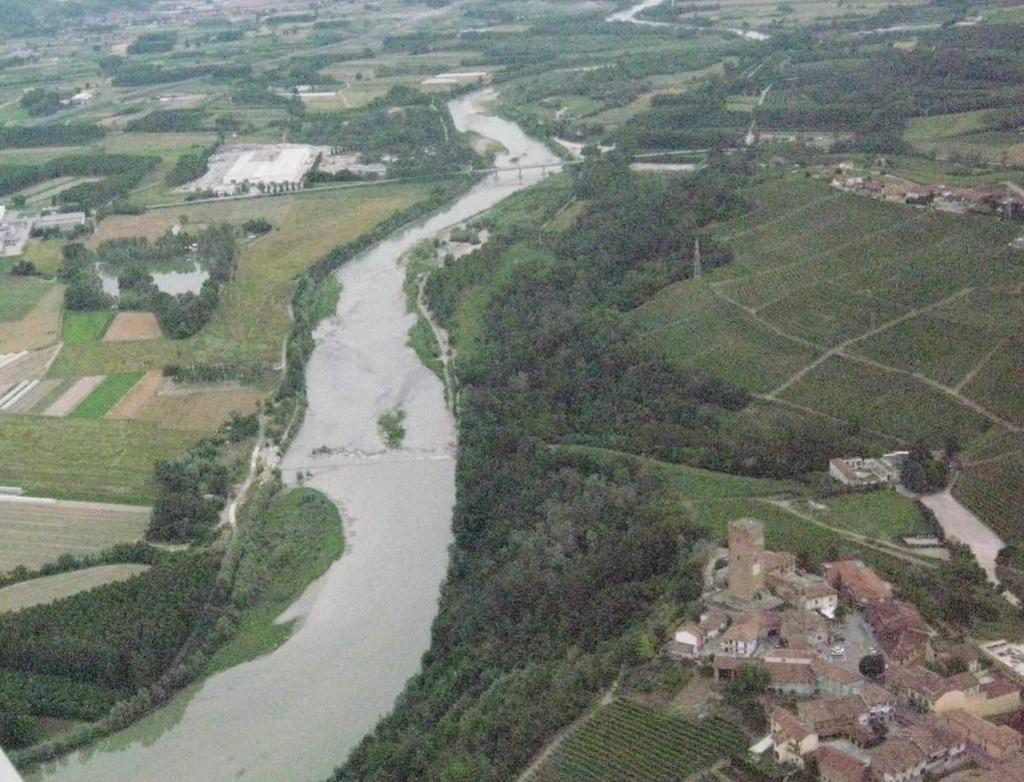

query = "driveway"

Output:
[[919, 489, 1004, 583]]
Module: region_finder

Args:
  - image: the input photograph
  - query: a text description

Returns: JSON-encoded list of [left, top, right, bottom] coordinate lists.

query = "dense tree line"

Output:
[[0, 552, 219, 694], [230, 83, 306, 116], [148, 449, 228, 542], [0, 124, 105, 149], [127, 31, 176, 54], [292, 86, 478, 176], [126, 109, 208, 133], [19, 89, 65, 117], [99, 56, 251, 87], [165, 142, 218, 187], [0, 153, 157, 212]]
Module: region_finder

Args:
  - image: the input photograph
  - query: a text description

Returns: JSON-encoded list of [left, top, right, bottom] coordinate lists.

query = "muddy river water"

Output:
[[31, 90, 559, 782]]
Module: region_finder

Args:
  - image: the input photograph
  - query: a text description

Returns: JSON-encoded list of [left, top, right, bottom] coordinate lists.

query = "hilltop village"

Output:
[[670, 519, 1024, 782]]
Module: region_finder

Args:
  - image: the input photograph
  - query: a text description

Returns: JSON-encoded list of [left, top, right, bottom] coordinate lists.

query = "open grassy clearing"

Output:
[[69, 372, 144, 419], [0, 287, 63, 353], [0, 498, 151, 574], [54, 183, 431, 377], [19, 240, 66, 277], [0, 564, 150, 613], [61, 311, 113, 344], [531, 699, 745, 782], [0, 416, 195, 504], [815, 491, 933, 542], [87, 197, 292, 245], [0, 277, 53, 322]]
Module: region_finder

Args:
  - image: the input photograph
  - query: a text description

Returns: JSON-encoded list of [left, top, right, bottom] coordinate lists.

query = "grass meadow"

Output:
[[0, 416, 195, 504]]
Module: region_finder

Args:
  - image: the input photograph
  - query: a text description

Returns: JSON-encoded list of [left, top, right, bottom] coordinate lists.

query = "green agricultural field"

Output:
[[0, 416, 195, 504], [0, 564, 150, 613], [531, 699, 745, 782], [0, 276, 52, 322], [631, 282, 819, 393], [68, 372, 143, 419], [61, 311, 113, 344], [905, 110, 1024, 166], [50, 182, 432, 377]]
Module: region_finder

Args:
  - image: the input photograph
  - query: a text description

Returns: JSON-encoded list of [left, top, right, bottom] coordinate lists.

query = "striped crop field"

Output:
[[531, 699, 746, 782]]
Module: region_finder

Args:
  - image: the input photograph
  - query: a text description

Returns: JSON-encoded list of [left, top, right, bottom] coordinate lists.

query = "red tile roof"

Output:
[[772, 706, 815, 744], [818, 745, 867, 782], [870, 738, 925, 776]]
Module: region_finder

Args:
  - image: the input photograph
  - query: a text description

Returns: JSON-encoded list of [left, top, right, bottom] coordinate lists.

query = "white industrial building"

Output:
[[186, 144, 321, 195]]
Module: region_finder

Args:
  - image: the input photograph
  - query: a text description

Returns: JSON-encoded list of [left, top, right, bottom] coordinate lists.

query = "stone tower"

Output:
[[728, 518, 765, 601]]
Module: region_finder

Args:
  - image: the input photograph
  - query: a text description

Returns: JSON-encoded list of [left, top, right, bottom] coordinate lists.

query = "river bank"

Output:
[[29, 89, 559, 782]]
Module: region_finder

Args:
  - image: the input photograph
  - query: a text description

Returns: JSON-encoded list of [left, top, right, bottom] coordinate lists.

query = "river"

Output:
[[30, 90, 559, 782]]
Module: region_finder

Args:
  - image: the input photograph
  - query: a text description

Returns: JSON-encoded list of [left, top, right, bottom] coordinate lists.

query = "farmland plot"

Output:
[[0, 497, 151, 574]]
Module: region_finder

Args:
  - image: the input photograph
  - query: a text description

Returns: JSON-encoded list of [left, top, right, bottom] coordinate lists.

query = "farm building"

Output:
[[31, 211, 87, 234], [828, 452, 907, 487]]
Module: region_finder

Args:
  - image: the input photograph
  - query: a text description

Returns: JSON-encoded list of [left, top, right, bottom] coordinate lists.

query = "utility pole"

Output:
[[693, 237, 702, 280]]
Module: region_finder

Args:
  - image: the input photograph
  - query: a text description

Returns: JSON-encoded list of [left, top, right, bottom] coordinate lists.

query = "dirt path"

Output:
[[762, 498, 939, 567], [954, 337, 1006, 393], [515, 685, 617, 782], [763, 286, 972, 399], [711, 278, 1019, 434], [417, 274, 457, 414]]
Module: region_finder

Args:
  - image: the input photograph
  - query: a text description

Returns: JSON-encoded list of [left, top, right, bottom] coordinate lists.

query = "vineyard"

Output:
[[634, 175, 1018, 451], [777, 355, 991, 446], [531, 699, 746, 782], [955, 452, 1024, 545], [632, 282, 817, 393]]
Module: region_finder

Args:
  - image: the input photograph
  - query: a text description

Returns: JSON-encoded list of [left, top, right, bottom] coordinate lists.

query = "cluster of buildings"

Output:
[[828, 452, 909, 488], [685, 519, 1024, 782], [0, 206, 87, 257], [831, 174, 1024, 221]]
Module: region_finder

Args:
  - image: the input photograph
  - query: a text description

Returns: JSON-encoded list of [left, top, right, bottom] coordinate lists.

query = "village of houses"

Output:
[[668, 517, 1024, 782]]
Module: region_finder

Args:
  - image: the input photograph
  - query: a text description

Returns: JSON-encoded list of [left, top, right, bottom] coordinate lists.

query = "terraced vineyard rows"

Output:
[[955, 453, 1024, 545], [531, 699, 746, 782]]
